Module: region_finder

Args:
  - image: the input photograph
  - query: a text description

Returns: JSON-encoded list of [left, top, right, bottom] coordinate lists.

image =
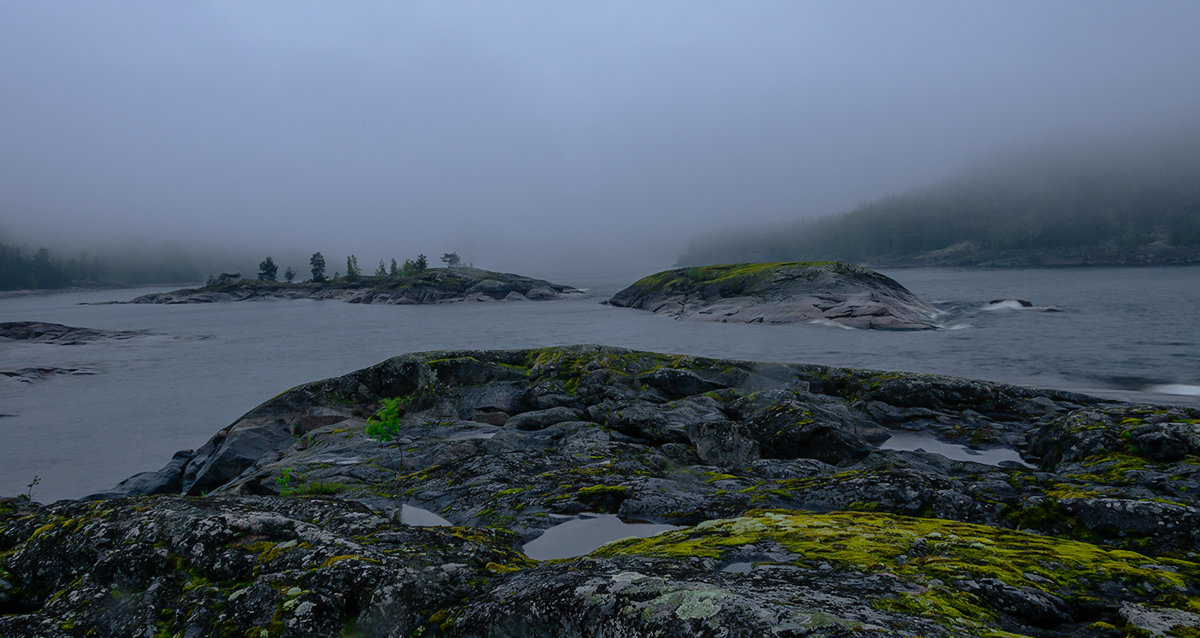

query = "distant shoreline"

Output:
[[863, 242, 1200, 269], [679, 244, 1200, 271], [0, 282, 199, 299]]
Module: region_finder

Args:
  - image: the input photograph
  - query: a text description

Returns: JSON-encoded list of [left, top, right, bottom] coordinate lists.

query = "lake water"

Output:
[[1, 266, 1197, 502]]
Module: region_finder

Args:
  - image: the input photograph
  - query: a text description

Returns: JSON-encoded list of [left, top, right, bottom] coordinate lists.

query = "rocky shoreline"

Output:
[[3, 346, 1199, 636], [608, 262, 940, 329], [125, 267, 583, 305]]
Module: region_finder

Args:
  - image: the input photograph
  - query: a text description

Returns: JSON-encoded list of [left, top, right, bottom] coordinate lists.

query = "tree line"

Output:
[[249, 252, 464, 283], [0, 241, 199, 291]]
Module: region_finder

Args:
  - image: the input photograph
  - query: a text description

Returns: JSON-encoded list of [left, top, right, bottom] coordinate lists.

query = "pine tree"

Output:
[[309, 252, 327, 282], [257, 256, 278, 281], [389, 258, 399, 276], [375, 260, 387, 277], [415, 254, 428, 271], [284, 266, 296, 283]]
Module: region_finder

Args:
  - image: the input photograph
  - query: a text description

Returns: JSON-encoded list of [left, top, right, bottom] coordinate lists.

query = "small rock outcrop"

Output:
[[0, 367, 98, 384], [607, 262, 939, 329], [4, 346, 1200, 636], [0, 321, 148, 345], [127, 268, 582, 305], [984, 298, 1062, 312]]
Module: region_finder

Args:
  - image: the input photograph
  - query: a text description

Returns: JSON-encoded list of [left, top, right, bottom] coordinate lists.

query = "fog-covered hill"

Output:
[[679, 136, 1200, 267]]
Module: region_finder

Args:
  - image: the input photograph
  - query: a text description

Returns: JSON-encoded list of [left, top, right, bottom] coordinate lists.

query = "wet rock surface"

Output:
[[607, 262, 940, 329], [126, 267, 582, 305], [0, 366, 99, 384], [5, 345, 1200, 636], [0, 321, 149, 345]]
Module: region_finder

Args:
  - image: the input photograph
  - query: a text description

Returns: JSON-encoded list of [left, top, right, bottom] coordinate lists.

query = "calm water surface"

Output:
[[1, 266, 1197, 501]]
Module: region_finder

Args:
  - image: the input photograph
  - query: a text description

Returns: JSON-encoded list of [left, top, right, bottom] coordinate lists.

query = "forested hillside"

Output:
[[0, 241, 199, 290], [678, 138, 1200, 266]]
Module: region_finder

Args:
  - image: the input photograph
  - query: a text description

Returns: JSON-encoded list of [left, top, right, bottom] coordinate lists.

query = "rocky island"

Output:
[[3, 345, 1199, 636], [126, 267, 583, 305], [607, 262, 940, 329]]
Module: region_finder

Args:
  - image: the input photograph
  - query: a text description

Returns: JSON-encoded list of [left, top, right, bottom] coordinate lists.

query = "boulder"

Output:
[[505, 406, 584, 431], [685, 420, 760, 467], [84, 450, 192, 499], [608, 262, 939, 330]]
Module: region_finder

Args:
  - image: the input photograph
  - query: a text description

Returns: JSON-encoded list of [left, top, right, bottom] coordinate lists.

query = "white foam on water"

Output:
[[982, 300, 1027, 311], [806, 319, 857, 330]]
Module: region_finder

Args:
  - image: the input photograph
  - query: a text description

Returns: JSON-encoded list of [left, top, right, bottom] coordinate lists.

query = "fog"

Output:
[[3, 1, 1199, 279]]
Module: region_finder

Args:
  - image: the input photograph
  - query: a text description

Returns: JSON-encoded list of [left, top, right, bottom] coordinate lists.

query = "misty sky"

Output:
[[3, 1, 1199, 276]]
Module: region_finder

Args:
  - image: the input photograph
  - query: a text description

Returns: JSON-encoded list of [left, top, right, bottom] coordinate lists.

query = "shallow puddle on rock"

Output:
[[441, 429, 498, 442], [522, 514, 681, 560], [722, 562, 754, 573], [880, 431, 1034, 468], [401, 504, 452, 526]]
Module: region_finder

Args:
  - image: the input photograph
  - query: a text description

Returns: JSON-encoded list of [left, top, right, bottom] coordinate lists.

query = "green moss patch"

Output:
[[631, 262, 846, 290], [595, 510, 1199, 629]]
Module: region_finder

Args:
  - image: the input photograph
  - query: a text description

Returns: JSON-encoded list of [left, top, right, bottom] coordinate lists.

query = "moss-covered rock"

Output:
[[608, 262, 940, 329], [456, 511, 1200, 637], [11, 346, 1200, 636], [0, 496, 526, 637]]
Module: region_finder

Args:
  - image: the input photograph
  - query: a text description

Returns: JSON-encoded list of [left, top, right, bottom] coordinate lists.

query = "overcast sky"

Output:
[[2, 1, 1199, 276]]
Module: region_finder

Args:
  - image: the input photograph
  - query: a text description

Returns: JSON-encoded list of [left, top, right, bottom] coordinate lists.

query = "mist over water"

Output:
[[1, 265, 1197, 502], [3, 3, 1200, 274], [3, 1, 1199, 491]]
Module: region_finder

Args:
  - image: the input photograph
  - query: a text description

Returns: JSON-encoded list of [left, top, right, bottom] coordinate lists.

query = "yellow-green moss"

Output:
[[630, 262, 846, 290], [318, 554, 374, 568], [484, 561, 523, 574], [703, 472, 739, 483], [594, 510, 1199, 629], [577, 485, 628, 495], [1066, 453, 1150, 485], [1046, 484, 1107, 500]]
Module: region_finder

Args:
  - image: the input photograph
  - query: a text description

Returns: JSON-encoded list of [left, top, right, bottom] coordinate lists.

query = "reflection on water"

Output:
[[879, 431, 1034, 468], [522, 514, 680, 560]]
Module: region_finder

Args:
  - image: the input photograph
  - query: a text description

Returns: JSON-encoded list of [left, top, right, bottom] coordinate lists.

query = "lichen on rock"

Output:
[[607, 262, 941, 329], [5, 346, 1200, 636]]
